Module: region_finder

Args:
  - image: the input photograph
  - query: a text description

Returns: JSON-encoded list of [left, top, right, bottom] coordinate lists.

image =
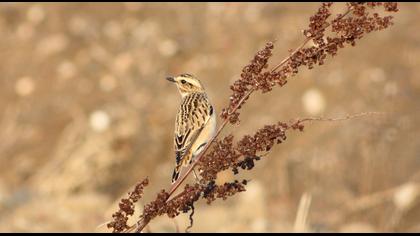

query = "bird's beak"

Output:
[[166, 76, 175, 82]]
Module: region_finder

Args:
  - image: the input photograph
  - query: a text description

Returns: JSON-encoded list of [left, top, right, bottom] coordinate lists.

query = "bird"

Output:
[[166, 73, 217, 184]]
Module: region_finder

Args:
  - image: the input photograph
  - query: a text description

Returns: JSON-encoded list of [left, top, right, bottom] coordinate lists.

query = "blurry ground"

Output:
[[0, 2, 419, 233]]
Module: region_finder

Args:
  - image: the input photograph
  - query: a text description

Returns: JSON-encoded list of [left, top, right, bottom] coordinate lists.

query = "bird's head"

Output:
[[166, 73, 205, 96]]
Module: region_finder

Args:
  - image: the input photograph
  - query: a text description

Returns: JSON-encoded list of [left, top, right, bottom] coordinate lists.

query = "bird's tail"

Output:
[[172, 151, 194, 184], [172, 165, 181, 184]]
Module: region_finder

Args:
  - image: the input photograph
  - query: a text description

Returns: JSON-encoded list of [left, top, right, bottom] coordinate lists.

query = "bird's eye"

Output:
[[181, 79, 187, 84]]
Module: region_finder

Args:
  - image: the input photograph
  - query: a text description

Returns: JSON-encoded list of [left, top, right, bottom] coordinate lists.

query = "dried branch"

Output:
[[107, 2, 399, 233]]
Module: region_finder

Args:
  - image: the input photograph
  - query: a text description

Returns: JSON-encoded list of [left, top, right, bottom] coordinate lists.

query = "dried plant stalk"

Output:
[[106, 2, 399, 233]]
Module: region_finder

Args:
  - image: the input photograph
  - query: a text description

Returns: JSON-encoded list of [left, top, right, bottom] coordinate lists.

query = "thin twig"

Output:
[[185, 204, 195, 232], [297, 111, 386, 124]]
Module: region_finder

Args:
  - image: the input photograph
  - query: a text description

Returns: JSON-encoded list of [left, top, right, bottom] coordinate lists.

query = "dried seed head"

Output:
[[113, 3, 399, 233]]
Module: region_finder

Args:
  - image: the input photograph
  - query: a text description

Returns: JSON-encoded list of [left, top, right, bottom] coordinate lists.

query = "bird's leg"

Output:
[[192, 168, 202, 184], [190, 153, 204, 185]]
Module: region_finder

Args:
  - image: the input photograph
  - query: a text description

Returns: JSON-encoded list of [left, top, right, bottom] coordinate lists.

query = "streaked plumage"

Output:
[[166, 74, 216, 183]]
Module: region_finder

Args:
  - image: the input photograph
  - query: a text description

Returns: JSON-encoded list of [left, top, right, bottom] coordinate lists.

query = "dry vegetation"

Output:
[[0, 2, 419, 233]]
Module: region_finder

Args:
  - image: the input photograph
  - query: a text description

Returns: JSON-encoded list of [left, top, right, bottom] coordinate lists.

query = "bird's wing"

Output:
[[174, 93, 212, 167]]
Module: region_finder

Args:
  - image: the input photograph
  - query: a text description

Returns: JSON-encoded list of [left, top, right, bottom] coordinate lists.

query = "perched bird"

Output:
[[166, 73, 216, 183]]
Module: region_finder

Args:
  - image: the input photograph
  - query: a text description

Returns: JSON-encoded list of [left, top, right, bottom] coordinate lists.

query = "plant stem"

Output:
[[130, 5, 355, 233]]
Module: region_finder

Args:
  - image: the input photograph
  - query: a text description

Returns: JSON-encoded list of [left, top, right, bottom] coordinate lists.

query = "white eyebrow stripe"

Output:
[[181, 73, 193, 77]]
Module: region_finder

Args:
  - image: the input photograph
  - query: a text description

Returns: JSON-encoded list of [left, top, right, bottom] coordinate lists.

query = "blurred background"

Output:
[[0, 2, 418, 233]]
